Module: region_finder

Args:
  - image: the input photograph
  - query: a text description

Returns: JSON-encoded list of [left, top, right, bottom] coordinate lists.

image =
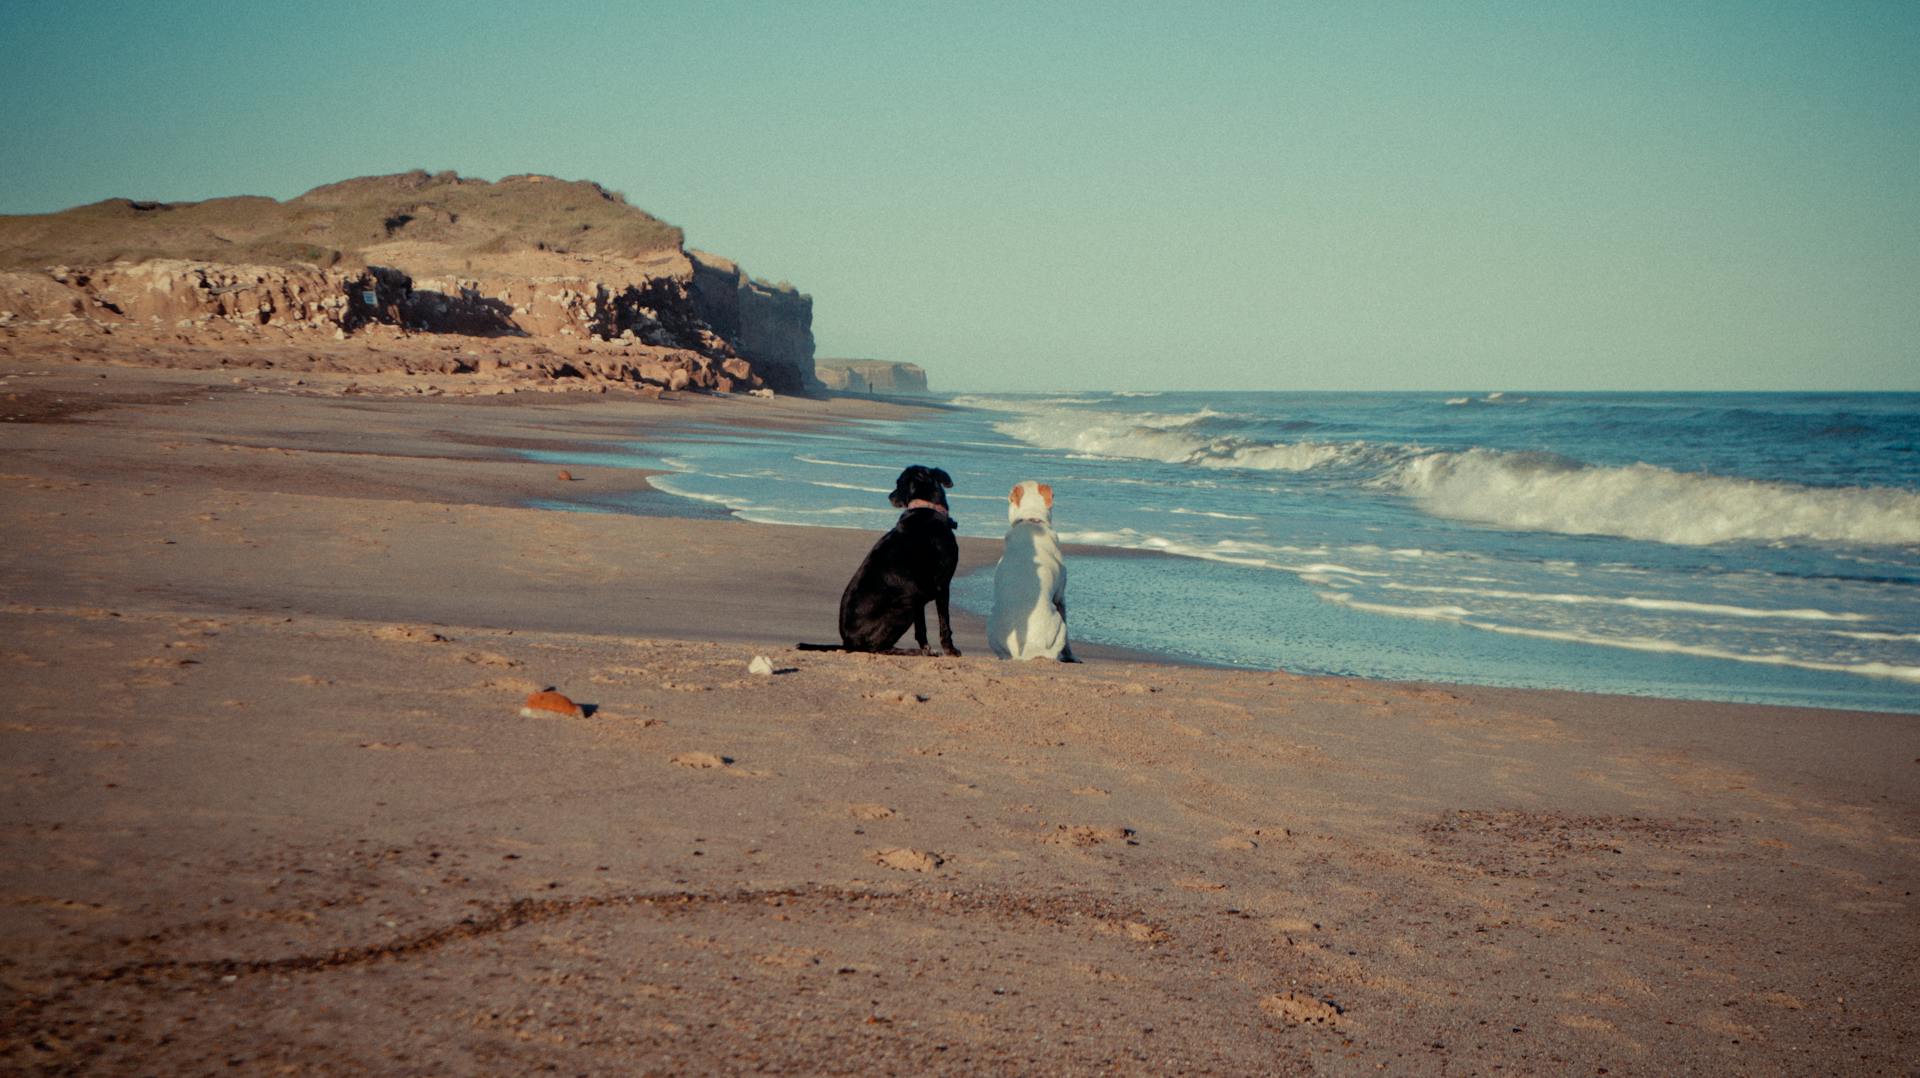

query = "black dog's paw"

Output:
[[943, 645, 962, 657]]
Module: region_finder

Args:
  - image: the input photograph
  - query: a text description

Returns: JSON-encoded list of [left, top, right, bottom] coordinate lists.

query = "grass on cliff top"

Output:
[[0, 170, 685, 271]]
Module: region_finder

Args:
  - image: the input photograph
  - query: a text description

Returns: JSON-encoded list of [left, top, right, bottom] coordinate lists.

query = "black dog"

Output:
[[798, 465, 962, 656]]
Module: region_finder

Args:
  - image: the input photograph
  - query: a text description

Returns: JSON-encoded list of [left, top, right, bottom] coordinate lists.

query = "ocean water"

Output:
[[530, 391, 1920, 714]]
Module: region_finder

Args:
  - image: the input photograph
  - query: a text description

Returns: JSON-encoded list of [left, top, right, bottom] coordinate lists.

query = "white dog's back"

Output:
[[988, 481, 1074, 661]]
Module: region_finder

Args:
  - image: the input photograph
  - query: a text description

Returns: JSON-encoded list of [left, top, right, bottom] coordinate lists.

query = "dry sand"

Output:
[[0, 356, 1915, 1075]]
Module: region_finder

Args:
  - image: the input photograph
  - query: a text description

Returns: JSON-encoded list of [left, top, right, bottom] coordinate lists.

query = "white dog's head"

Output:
[[1007, 480, 1054, 524]]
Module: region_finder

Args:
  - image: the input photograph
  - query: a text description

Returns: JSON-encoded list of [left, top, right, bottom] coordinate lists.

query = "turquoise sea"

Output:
[[532, 390, 1920, 715]]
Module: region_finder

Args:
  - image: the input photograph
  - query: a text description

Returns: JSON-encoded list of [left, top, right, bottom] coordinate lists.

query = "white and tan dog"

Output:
[[987, 480, 1078, 662]]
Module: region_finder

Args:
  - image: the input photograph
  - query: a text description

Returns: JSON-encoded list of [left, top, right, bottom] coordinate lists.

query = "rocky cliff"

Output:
[[0, 171, 817, 395], [687, 251, 816, 393]]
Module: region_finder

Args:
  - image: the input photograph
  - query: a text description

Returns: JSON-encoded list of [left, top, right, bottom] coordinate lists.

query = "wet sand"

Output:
[[1, 357, 1915, 1075]]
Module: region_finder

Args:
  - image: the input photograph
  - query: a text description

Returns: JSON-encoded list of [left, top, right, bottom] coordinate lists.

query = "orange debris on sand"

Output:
[[521, 689, 583, 718]]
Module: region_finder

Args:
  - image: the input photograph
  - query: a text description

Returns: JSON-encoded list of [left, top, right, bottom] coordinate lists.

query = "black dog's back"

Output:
[[837, 510, 959, 651], [798, 464, 963, 656]]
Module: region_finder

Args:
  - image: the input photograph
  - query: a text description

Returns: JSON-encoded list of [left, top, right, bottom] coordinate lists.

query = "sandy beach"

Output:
[[2, 357, 1915, 1075]]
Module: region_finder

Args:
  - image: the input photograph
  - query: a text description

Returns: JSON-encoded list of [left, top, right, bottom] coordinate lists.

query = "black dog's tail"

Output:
[[794, 642, 845, 651]]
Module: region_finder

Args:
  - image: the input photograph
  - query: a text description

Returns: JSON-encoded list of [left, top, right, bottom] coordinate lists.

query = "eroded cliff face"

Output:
[[0, 262, 343, 329], [0, 173, 818, 396], [0, 250, 814, 396], [687, 250, 815, 393]]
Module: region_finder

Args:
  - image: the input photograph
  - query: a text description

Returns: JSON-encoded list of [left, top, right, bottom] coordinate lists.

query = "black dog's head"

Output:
[[889, 464, 954, 509]]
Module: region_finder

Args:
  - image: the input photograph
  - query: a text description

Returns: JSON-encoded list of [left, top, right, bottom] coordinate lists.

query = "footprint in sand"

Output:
[[1045, 825, 1137, 847], [1096, 919, 1170, 944], [1259, 991, 1344, 1026], [848, 803, 895, 820], [870, 847, 943, 872], [671, 751, 733, 769], [864, 690, 928, 705], [372, 625, 453, 643], [463, 651, 520, 668]]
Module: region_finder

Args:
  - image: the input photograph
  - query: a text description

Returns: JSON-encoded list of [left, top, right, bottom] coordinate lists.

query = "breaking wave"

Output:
[[973, 397, 1920, 549], [1392, 449, 1920, 547], [992, 407, 1373, 473]]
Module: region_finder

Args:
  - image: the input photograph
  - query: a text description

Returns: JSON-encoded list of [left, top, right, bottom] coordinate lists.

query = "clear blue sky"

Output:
[[2, 1, 1915, 391]]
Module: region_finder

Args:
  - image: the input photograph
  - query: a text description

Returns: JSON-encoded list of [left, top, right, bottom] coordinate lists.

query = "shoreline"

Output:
[[6, 352, 1908, 709], [2, 356, 1915, 1073], [509, 390, 1920, 715]]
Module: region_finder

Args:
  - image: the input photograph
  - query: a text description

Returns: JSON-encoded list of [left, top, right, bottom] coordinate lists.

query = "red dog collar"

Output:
[[905, 499, 948, 516]]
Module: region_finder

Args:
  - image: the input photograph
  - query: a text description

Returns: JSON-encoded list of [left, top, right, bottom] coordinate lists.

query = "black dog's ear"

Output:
[[933, 468, 953, 489]]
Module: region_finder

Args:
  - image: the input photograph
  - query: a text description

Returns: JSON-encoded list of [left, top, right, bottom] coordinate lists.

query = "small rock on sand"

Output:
[[521, 689, 583, 719], [748, 655, 774, 676]]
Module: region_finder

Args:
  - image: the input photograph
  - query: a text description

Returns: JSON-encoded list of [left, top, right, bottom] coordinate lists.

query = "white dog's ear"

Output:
[[1038, 483, 1054, 508], [1009, 483, 1025, 507]]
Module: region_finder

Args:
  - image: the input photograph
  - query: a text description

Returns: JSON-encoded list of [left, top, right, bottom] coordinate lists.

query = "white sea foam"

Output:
[[1392, 448, 1920, 547], [794, 454, 894, 470], [1058, 529, 1279, 568], [1170, 507, 1261, 521], [1323, 594, 1476, 621], [807, 480, 892, 494], [1322, 594, 1920, 683], [1057, 529, 1394, 583], [1465, 622, 1920, 684], [732, 507, 900, 528], [645, 476, 739, 508], [1377, 582, 1870, 622]]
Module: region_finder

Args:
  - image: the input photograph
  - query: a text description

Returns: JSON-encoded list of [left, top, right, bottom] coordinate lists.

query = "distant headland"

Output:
[[813, 359, 930, 395]]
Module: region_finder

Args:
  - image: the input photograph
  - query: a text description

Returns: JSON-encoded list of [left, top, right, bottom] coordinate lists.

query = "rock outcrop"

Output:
[[687, 251, 816, 393], [815, 359, 930, 395], [0, 172, 817, 395]]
